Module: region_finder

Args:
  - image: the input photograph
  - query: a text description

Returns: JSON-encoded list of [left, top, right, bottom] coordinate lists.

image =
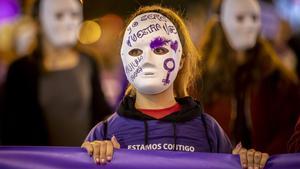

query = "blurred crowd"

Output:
[[0, 0, 299, 154]]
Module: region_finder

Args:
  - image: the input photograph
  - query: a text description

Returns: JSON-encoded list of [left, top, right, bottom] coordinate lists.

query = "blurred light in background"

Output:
[[78, 20, 101, 45], [260, 0, 300, 40], [275, 0, 300, 33], [260, 1, 281, 40], [77, 13, 125, 69]]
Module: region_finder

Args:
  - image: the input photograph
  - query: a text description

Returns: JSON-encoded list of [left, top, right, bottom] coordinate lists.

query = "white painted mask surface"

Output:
[[39, 0, 82, 48], [121, 12, 183, 94], [220, 0, 261, 51]]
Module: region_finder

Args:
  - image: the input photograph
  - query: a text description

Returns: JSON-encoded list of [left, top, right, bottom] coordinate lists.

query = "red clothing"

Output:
[[288, 117, 300, 153], [204, 71, 300, 155], [138, 103, 181, 119]]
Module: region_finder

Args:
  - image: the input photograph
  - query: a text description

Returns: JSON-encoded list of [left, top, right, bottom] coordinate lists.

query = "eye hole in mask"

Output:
[[71, 11, 81, 19], [128, 48, 143, 57], [153, 47, 169, 55], [236, 14, 244, 23], [252, 14, 258, 22], [55, 12, 64, 20], [236, 14, 259, 24]]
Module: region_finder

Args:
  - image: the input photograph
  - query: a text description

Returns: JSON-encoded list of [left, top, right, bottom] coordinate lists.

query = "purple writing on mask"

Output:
[[170, 40, 178, 52], [150, 37, 170, 49], [140, 13, 168, 22], [130, 66, 143, 81], [139, 13, 177, 36], [127, 24, 161, 47], [162, 58, 175, 85], [132, 21, 138, 27], [127, 23, 178, 48], [162, 22, 177, 35], [125, 55, 143, 74], [150, 37, 178, 53]]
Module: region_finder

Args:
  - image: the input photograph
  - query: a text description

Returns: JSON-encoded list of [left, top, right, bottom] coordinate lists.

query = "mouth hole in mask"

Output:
[[144, 72, 154, 75]]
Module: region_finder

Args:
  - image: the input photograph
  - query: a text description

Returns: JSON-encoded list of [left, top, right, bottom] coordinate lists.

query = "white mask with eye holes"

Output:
[[39, 0, 82, 48], [220, 0, 261, 51], [121, 12, 183, 94]]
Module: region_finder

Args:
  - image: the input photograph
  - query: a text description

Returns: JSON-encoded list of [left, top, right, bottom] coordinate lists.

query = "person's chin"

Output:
[[135, 81, 165, 95]]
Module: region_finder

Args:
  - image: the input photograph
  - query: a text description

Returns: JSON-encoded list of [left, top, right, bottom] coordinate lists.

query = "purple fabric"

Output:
[[0, 146, 299, 169], [85, 113, 232, 153], [265, 154, 300, 169]]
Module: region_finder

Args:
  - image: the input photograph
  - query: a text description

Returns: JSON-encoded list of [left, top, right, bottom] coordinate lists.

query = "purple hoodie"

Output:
[[86, 96, 232, 153]]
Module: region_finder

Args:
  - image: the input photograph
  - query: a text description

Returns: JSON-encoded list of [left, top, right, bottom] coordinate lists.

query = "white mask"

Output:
[[39, 0, 82, 48], [220, 0, 261, 51], [121, 12, 183, 94]]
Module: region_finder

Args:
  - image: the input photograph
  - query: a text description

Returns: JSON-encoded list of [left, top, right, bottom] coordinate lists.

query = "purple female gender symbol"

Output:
[[162, 58, 175, 85]]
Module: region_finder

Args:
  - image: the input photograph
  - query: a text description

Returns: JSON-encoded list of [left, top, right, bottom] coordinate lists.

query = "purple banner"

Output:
[[0, 146, 299, 169]]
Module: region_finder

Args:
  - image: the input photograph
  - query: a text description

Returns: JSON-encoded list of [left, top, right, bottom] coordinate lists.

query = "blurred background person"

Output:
[[12, 16, 38, 59], [1, 0, 111, 146], [78, 14, 128, 110], [0, 16, 37, 89], [0, 0, 22, 85], [288, 32, 300, 79], [0, 16, 37, 141], [0, 0, 21, 144], [96, 14, 127, 109], [261, 0, 300, 79], [197, 0, 300, 154], [272, 19, 297, 73]]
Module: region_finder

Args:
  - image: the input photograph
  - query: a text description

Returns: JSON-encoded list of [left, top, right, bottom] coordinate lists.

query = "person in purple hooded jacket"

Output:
[[82, 5, 269, 169]]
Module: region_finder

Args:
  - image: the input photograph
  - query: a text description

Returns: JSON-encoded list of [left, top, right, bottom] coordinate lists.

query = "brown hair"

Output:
[[123, 5, 202, 98]]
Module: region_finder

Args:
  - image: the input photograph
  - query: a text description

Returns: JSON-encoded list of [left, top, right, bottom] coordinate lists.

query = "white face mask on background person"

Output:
[[220, 0, 261, 51], [121, 12, 183, 95], [39, 0, 82, 48]]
